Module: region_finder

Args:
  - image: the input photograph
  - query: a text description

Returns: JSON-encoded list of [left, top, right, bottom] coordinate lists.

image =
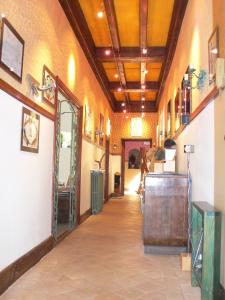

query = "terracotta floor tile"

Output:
[[1, 196, 200, 299]]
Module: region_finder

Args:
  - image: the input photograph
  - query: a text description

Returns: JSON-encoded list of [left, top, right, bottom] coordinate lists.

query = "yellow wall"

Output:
[[0, 0, 112, 138], [111, 112, 158, 154], [158, 0, 213, 137]]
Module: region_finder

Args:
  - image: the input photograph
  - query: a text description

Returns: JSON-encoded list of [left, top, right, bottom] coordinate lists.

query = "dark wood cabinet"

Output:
[[143, 173, 188, 254]]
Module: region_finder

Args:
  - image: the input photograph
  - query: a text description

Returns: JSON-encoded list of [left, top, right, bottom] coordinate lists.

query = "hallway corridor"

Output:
[[1, 196, 200, 300]]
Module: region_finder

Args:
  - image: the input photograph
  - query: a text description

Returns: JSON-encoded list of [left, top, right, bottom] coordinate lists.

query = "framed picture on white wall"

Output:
[[21, 107, 40, 153], [208, 27, 219, 85]]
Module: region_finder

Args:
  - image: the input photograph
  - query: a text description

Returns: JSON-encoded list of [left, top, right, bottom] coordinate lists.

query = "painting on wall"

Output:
[[42, 65, 56, 107], [84, 104, 92, 139], [21, 107, 40, 153], [208, 27, 219, 85], [0, 18, 25, 82], [99, 113, 104, 146]]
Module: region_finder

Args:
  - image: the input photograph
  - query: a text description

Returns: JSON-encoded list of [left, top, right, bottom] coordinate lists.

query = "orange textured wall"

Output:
[[0, 0, 112, 140], [111, 112, 158, 154]]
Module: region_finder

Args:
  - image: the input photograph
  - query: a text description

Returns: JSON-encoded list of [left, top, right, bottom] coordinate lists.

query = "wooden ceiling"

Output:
[[59, 0, 188, 112]]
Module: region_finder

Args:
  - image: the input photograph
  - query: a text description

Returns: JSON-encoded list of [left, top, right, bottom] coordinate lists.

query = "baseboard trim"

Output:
[[0, 236, 54, 295], [219, 284, 225, 300], [79, 208, 92, 224]]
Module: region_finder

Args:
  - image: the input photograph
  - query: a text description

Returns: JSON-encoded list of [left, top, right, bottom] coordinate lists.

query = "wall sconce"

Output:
[[183, 66, 207, 89]]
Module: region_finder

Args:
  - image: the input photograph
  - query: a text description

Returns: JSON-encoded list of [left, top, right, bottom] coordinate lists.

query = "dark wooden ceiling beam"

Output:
[[156, 0, 189, 108], [103, 0, 129, 103], [140, 0, 148, 85], [96, 47, 165, 62], [110, 81, 159, 92], [115, 101, 157, 112], [58, 0, 116, 110]]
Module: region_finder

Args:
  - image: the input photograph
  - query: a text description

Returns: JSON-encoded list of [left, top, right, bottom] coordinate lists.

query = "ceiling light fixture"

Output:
[[105, 49, 111, 55], [123, 109, 127, 113], [142, 48, 147, 55], [141, 105, 145, 109], [141, 96, 145, 101], [141, 84, 146, 90], [97, 10, 104, 18], [117, 87, 122, 92], [121, 102, 125, 107], [114, 73, 119, 79]]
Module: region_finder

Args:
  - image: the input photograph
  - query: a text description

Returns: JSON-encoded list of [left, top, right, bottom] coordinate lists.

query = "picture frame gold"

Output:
[[208, 27, 219, 85]]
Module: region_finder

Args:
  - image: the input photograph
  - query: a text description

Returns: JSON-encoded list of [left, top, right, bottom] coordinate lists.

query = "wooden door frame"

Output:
[[53, 77, 83, 238], [104, 138, 110, 202], [121, 138, 152, 195]]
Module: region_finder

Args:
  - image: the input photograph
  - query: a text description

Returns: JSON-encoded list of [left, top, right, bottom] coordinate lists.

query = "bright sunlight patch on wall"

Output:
[[130, 117, 142, 137]]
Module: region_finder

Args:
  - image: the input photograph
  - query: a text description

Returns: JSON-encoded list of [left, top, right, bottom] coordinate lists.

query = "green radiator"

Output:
[[192, 201, 221, 300], [91, 171, 104, 214]]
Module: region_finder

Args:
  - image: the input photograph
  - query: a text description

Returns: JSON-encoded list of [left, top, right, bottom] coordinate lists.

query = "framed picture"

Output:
[[21, 107, 40, 153], [42, 65, 56, 107], [99, 113, 104, 146], [208, 27, 219, 85], [0, 18, 25, 82], [84, 104, 92, 139]]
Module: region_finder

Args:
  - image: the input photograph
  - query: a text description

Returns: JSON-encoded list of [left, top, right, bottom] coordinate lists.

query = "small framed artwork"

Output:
[[84, 104, 92, 139], [42, 65, 56, 107], [208, 27, 219, 84], [99, 113, 104, 146], [0, 18, 25, 82], [21, 107, 40, 153]]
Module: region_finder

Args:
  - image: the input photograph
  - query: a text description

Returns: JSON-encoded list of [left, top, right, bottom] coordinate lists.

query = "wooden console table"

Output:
[[143, 173, 188, 254]]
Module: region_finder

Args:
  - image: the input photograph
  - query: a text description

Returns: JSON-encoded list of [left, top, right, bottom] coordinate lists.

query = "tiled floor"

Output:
[[1, 196, 201, 300]]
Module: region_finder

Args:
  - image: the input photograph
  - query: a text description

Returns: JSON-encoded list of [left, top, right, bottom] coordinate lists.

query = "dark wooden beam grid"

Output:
[[103, 0, 130, 104], [59, 0, 116, 110], [96, 47, 165, 62], [156, 0, 189, 108], [115, 101, 157, 112], [110, 81, 159, 92], [140, 0, 148, 85]]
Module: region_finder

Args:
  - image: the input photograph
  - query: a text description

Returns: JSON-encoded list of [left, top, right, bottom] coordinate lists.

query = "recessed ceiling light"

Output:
[[141, 85, 146, 89], [142, 48, 147, 54], [121, 102, 125, 107], [141, 96, 145, 101], [141, 105, 145, 109], [123, 109, 126, 113], [105, 49, 111, 55], [97, 11, 104, 18], [114, 74, 119, 79], [117, 87, 122, 92]]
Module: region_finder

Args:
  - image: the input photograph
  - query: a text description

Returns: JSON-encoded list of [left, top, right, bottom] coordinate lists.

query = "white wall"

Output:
[[0, 90, 54, 271], [80, 139, 104, 214], [109, 155, 121, 194], [176, 101, 215, 205]]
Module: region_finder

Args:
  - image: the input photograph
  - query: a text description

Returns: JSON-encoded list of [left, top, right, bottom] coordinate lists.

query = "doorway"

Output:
[[121, 139, 152, 195], [53, 78, 82, 239]]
